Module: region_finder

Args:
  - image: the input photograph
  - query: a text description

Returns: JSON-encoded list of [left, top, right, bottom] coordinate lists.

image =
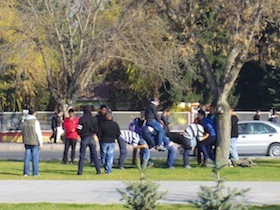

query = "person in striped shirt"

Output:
[[183, 123, 208, 168], [117, 130, 149, 169]]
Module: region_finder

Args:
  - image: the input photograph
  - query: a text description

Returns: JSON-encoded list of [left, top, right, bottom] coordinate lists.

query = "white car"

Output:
[[237, 121, 280, 157]]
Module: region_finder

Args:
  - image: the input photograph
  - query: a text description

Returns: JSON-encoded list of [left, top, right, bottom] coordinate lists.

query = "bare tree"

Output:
[[111, 1, 196, 99], [4, 0, 120, 111]]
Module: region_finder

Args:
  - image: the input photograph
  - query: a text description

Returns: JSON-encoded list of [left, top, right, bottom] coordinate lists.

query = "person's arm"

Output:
[[51, 117, 56, 130], [35, 120, 43, 148], [116, 123, 121, 139], [129, 118, 136, 131], [77, 118, 83, 135], [199, 133, 209, 142], [134, 144, 148, 149], [153, 106, 161, 122]]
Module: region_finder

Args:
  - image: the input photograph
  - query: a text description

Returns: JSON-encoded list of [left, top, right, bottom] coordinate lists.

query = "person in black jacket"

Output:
[[230, 108, 239, 161], [49, 111, 63, 144], [145, 97, 165, 151], [99, 111, 120, 174], [96, 104, 107, 126], [77, 106, 101, 175]]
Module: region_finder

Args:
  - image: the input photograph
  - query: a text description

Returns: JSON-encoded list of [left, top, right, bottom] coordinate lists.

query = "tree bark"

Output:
[[215, 94, 231, 166]]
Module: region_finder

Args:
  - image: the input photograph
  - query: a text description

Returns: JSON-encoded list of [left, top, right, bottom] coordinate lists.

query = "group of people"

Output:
[[21, 98, 241, 176], [253, 109, 280, 124]]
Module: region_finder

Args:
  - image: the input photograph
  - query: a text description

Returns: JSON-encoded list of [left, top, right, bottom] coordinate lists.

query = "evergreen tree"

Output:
[[194, 161, 250, 210], [117, 159, 166, 210]]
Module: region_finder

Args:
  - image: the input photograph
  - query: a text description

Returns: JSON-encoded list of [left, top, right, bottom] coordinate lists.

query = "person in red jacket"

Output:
[[62, 109, 79, 164]]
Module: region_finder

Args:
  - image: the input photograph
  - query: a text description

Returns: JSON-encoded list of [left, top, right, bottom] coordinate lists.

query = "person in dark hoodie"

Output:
[[77, 106, 101, 175], [98, 111, 120, 174]]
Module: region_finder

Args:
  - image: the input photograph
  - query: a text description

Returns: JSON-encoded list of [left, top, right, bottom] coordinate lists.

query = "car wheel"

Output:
[[268, 143, 280, 157]]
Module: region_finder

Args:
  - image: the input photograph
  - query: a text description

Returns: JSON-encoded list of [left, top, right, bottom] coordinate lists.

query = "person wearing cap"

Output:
[[77, 105, 101, 175], [62, 108, 79, 164], [22, 107, 43, 176], [197, 109, 217, 165], [145, 97, 166, 151], [98, 111, 121, 174]]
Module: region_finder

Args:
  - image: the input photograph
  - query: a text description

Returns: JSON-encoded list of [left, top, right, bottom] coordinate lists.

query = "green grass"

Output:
[[0, 203, 279, 210], [0, 158, 279, 181]]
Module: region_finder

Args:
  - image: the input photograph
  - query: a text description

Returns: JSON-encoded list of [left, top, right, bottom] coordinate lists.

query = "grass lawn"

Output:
[[0, 158, 279, 181], [0, 203, 279, 210]]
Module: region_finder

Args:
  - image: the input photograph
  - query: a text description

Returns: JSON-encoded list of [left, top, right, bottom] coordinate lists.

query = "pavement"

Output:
[[0, 142, 65, 151], [0, 180, 279, 205], [1, 143, 280, 206]]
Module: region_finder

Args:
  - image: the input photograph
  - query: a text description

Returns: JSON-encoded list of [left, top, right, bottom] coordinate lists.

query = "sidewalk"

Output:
[[0, 142, 135, 152], [0, 142, 65, 151], [0, 180, 279, 205]]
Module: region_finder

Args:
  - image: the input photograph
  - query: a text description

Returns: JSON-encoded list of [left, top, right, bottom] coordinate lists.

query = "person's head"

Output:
[[100, 104, 107, 115], [68, 108, 75, 117], [140, 109, 145, 118], [198, 109, 205, 120], [209, 105, 214, 113], [28, 107, 36, 116], [106, 111, 113, 120], [58, 110, 63, 117], [163, 109, 170, 116], [152, 97, 160, 106], [256, 110, 261, 115], [83, 105, 92, 115]]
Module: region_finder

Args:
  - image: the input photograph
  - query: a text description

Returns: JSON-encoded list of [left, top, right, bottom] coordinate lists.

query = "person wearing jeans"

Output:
[[24, 145, 40, 176], [198, 109, 217, 165], [22, 107, 43, 176], [100, 143, 115, 173], [78, 136, 100, 174], [117, 130, 149, 169], [145, 97, 165, 151], [141, 125, 175, 168], [77, 105, 101, 175], [230, 109, 239, 160], [98, 111, 120, 174]]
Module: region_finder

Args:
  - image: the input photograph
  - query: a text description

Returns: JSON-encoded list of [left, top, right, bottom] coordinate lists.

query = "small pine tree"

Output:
[[194, 163, 250, 210], [116, 159, 167, 210]]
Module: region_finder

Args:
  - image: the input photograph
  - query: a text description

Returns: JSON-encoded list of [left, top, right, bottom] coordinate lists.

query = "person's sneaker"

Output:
[[156, 146, 166, 151], [184, 164, 192, 169], [69, 162, 74, 165], [77, 173, 82, 175], [119, 167, 125, 170], [23, 174, 28, 177], [168, 166, 175, 169], [205, 158, 215, 167], [168, 142, 174, 147]]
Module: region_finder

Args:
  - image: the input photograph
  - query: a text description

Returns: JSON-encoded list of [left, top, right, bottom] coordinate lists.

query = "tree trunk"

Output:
[[215, 95, 231, 166]]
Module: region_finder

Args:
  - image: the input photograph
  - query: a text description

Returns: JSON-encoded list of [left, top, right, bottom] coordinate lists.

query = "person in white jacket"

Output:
[[22, 107, 43, 176]]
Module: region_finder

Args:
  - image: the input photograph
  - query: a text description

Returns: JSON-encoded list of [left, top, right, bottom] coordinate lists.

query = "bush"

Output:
[[117, 159, 167, 210], [194, 163, 250, 210]]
